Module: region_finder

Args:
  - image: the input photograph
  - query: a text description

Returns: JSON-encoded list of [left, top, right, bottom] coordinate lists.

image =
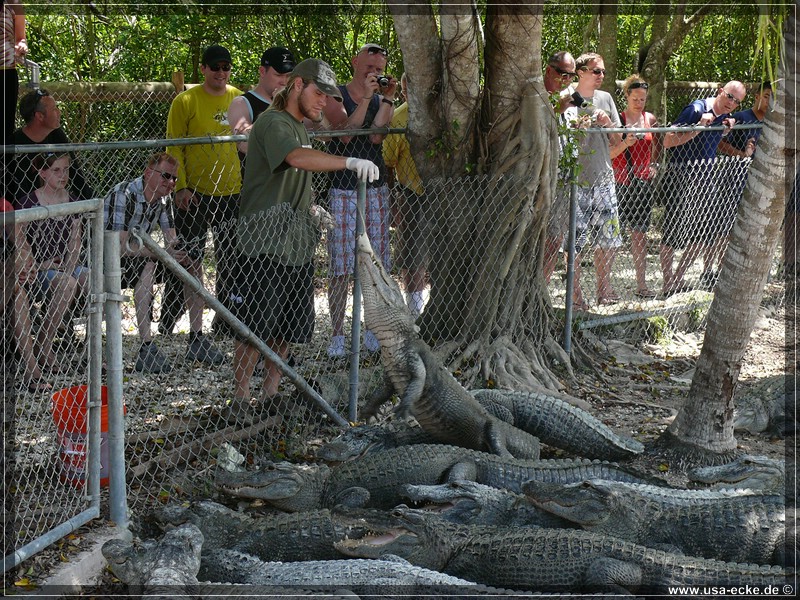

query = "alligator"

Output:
[[153, 500, 374, 562], [316, 421, 437, 462], [102, 523, 357, 599], [215, 443, 672, 512], [401, 479, 573, 529], [199, 547, 524, 594], [356, 232, 540, 460], [471, 389, 644, 461], [521, 478, 786, 565], [733, 375, 797, 437], [687, 454, 788, 497], [334, 506, 791, 594]]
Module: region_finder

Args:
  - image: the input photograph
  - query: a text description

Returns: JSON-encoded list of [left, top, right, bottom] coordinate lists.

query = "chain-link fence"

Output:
[[2, 114, 786, 571], [2, 196, 105, 572]]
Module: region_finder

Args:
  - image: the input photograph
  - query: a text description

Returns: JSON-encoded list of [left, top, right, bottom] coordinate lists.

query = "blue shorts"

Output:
[[37, 266, 89, 293]]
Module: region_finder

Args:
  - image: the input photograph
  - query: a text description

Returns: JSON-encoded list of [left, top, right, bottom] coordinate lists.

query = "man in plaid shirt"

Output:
[[103, 152, 223, 373]]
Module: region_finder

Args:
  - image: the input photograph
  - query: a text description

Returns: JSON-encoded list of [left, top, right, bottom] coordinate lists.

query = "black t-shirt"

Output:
[[6, 127, 95, 204], [327, 85, 386, 189]]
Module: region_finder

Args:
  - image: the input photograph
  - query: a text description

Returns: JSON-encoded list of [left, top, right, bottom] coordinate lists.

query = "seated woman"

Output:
[[15, 152, 88, 372], [2, 197, 51, 391]]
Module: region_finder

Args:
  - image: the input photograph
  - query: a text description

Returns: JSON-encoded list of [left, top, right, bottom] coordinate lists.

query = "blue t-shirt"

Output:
[[669, 98, 730, 163], [725, 108, 762, 152]]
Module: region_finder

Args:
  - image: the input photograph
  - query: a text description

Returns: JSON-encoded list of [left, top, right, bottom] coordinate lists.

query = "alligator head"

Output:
[[687, 455, 786, 492], [215, 461, 329, 512], [521, 479, 622, 529], [102, 524, 204, 587], [356, 232, 420, 352], [334, 505, 457, 571], [316, 425, 390, 462], [400, 480, 486, 523]]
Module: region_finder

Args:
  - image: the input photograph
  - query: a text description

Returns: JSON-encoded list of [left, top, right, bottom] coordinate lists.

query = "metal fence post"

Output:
[[348, 181, 367, 423], [103, 230, 128, 528], [563, 170, 578, 354]]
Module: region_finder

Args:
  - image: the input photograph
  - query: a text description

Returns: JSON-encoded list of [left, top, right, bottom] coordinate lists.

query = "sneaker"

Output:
[[186, 334, 225, 365], [327, 335, 346, 358], [363, 330, 380, 353], [135, 342, 172, 373]]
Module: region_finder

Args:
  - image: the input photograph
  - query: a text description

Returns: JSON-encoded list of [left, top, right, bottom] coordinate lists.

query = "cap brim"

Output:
[[316, 81, 343, 102], [274, 64, 295, 74]]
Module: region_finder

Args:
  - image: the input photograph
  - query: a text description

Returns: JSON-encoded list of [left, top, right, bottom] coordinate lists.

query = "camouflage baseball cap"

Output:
[[291, 58, 342, 102]]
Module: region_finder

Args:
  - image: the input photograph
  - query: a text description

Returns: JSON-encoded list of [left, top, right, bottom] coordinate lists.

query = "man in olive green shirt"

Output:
[[231, 58, 379, 421]]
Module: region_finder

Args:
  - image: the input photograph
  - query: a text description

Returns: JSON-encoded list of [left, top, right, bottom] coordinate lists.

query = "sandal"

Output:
[[634, 289, 657, 299], [662, 282, 692, 297]]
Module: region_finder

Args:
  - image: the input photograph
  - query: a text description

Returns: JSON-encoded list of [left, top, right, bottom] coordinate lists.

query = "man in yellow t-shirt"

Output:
[[162, 44, 240, 363], [383, 73, 427, 317]]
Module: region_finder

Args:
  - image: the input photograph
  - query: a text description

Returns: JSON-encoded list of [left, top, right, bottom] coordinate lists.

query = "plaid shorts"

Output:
[[571, 182, 623, 253], [326, 186, 391, 277]]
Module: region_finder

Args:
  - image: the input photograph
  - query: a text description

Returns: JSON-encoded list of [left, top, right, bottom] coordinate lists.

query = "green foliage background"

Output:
[[25, 5, 773, 92]]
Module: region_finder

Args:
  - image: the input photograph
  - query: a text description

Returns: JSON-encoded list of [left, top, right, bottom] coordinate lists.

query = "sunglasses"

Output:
[[365, 46, 388, 57], [36, 89, 50, 97], [582, 67, 606, 76], [722, 91, 742, 106], [550, 65, 576, 79], [207, 63, 232, 72], [155, 170, 178, 182], [628, 82, 649, 90]]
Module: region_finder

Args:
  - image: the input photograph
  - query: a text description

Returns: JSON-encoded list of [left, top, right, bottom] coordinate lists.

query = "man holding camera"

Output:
[[103, 153, 199, 373], [322, 43, 397, 357]]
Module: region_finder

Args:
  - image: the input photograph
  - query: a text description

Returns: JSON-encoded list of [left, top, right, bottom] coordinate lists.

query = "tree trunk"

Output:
[[391, 1, 571, 391], [598, 1, 618, 94], [655, 9, 796, 467]]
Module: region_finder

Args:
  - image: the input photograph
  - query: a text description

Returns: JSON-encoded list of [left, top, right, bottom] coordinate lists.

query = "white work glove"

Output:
[[345, 157, 380, 183], [309, 204, 335, 231]]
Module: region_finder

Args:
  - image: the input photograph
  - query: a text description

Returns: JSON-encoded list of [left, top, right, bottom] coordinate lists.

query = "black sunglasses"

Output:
[[208, 63, 232, 72], [36, 89, 50, 97], [366, 46, 388, 57], [155, 170, 178, 182], [722, 91, 742, 106], [550, 65, 576, 79], [582, 67, 606, 76], [628, 82, 649, 90]]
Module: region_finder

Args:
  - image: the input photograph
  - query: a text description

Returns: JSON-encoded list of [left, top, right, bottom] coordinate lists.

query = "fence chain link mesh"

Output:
[[2, 80, 788, 571]]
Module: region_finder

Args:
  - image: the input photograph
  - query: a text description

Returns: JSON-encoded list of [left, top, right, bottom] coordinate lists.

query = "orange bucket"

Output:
[[51, 385, 123, 487]]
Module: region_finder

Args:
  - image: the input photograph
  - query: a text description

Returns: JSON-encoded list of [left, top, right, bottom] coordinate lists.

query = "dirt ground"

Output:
[[4, 277, 793, 596]]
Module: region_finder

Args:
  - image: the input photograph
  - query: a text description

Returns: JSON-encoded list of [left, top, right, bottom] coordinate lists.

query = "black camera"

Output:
[[377, 75, 390, 88], [174, 238, 203, 260], [570, 91, 589, 108], [622, 132, 646, 141]]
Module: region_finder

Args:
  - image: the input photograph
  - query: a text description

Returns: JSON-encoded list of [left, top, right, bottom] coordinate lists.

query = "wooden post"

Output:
[[171, 70, 185, 95]]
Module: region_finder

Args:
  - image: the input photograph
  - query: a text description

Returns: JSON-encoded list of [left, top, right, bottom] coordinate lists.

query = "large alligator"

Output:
[[153, 500, 373, 562], [401, 479, 573, 528], [471, 389, 644, 461], [356, 232, 540, 460], [102, 523, 358, 599], [335, 506, 790, 594], [199, 547, 529, 595], [521, 478, 786, 565], [733, 375, 797, 437], [215, 443, 672, 512]]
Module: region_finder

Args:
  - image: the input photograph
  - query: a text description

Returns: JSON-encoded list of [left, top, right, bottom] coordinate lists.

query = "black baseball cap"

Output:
[[261, 47, 296, 74], [202, 45, 232, 66]]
